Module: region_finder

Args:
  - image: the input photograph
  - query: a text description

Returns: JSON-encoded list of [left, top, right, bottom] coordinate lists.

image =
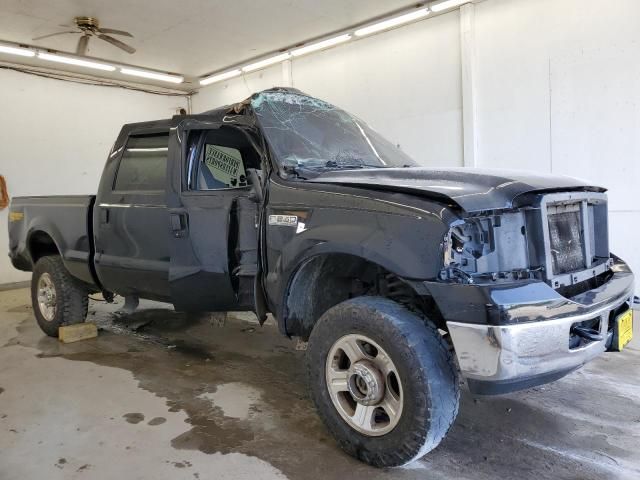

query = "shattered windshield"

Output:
[[251, 91, 417, 176]]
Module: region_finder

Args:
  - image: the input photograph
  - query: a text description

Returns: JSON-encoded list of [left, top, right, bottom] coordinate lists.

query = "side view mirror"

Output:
[[247, 169, 264, 204]]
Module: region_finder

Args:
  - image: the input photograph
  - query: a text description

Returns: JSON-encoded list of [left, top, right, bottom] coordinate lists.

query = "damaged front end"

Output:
[[440, 211, 540, 285], [241, 87, 634, 395], [432, 191, 635, 395], [440, 191, 612, 291]]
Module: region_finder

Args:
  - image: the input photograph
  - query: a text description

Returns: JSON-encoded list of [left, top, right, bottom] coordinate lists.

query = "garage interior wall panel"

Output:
[[193, 64, 285, 114], [474, 0, 640, 292], [192, 11, 464, 168], [0, 69, 187, 284]]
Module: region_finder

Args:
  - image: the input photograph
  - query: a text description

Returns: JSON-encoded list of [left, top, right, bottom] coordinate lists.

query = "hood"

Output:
[[306, 167, 605, 212]]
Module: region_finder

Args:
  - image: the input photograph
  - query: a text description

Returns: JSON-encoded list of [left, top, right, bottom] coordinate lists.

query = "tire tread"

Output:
[[307, 296, 460, 467], [31, 256, 88, 337]]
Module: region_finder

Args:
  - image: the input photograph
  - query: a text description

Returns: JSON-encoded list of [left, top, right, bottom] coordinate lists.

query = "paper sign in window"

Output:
[[203, 145, 246, 187]]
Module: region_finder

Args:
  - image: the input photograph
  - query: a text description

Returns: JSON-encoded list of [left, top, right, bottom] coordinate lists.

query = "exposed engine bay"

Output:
[[440, 192, 612, 290]]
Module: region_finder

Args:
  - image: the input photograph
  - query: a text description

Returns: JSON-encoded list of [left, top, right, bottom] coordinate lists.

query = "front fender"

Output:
[[265, 205, 452, 330], [279, 205, 450, 277], [279, 227, 430, 282]]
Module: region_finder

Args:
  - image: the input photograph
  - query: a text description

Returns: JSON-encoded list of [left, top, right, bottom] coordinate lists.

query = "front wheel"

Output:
[[307, 296, 459, 467], [31, 256, 88, 337]]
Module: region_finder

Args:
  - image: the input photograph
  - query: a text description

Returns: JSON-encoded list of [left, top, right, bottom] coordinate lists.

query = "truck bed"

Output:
[[8, 195, 97, 286]]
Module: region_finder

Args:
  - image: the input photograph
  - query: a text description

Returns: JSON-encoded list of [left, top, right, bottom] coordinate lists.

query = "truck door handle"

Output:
[[170, 212, 188, 237]]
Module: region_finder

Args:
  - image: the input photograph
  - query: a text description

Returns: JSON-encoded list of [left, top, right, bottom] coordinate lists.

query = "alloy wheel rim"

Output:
[[325, 334, 403, 436], [37, 273, 57, 322]]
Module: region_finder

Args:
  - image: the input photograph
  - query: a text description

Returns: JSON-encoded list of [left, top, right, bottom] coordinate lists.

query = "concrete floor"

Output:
[[0, 288, 639, 480]]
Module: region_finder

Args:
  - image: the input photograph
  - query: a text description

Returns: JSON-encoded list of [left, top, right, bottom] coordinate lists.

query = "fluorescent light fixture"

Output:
[[430, 0, 471, 12], [354, 8, 429, 37], [200, 69, 241, 86], [291, 34, 352, 57], [0, 44, 35, 57], [120, 67, 184, 84], [38, 52, 116, 71], [242, 52, 290, 72]]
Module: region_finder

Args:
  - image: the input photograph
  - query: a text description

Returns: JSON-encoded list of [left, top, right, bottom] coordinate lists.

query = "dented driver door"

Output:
[[167, 119, 259, 312]]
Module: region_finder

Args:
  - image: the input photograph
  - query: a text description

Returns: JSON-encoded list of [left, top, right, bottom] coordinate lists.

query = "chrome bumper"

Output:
[[445, 258, 634, 395]]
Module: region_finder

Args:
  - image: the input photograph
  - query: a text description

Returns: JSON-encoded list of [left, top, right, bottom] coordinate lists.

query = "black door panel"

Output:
[[167, 122, 261, 312], [168, 194, 238, 311], [94, 200, 169, 300], [94, 130, 171, 301]]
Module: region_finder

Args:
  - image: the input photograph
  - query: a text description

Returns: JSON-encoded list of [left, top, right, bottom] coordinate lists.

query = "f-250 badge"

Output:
[[268, 214, 298, 226]]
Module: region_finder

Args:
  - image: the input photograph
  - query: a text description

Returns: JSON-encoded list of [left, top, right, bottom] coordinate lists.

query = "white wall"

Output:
[[192, 10, 463, 167], [474, 0, 640, 289], [194, 0, 640, 291], [0, 69, 187, 284]]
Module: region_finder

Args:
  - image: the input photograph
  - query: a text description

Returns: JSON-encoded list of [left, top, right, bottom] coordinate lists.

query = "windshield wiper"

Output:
[[283, 164, 331, 180], [283, 161, 385, 179], [324, 160, 384, 170]]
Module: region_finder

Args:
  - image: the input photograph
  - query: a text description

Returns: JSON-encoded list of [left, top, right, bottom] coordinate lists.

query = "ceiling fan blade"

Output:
[[98, 34, 136, 54], [76, 35, 90, 55], [98, 27, 133, 37], [32, 31, 77, 41]]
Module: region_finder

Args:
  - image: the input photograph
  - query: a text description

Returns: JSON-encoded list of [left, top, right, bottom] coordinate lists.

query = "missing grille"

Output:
[[548, 209, 585, 274]]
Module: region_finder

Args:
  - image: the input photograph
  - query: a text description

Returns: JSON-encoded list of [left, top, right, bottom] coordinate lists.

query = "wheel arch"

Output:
[[280, 251, 446, 339], [27, 229, 61, 264], [24, 220, 96, 286]]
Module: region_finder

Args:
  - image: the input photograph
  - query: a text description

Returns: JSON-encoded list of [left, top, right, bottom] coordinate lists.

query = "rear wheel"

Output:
[[307, 296, 459, 467], [31, 256, 88, 337]]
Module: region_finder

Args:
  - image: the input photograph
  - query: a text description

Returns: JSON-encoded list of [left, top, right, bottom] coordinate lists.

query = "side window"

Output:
[[114, 134, 169, 191], [187, 128, 260, 191]]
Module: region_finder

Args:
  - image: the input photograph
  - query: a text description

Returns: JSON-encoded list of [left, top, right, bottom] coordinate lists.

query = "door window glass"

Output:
[[114, 134, 169, 191], [188, 127, 258, 191]]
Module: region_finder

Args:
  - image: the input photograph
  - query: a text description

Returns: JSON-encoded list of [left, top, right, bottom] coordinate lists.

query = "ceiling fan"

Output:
[[32, 16, 136, 55]]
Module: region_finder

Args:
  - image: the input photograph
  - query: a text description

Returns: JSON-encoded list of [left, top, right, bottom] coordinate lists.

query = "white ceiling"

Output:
[[0, 0, 417, 82]]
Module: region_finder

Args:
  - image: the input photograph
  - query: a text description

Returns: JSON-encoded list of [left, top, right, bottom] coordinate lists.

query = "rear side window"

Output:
[[114, 134, 169, 191]]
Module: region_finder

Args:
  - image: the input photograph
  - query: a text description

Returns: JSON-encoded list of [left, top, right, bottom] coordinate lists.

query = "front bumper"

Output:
[[435, 257, 634, 395]]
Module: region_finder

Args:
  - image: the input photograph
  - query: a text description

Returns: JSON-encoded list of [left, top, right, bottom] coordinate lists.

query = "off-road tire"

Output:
[[31, 256, 88, 337], [307, 296, 460, 467]]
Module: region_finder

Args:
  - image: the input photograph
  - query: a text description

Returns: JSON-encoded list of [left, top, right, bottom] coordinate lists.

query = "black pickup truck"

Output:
[[8, 88, 635, 467]]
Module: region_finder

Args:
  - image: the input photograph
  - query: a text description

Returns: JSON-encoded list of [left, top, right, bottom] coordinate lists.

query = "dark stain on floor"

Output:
[[7, 299, 640, 480], [123, 412, 145, 424], [148, 416, 167, 426], [167, 459, 193, 469]]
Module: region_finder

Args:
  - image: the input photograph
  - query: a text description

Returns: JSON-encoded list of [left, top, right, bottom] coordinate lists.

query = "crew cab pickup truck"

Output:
[[8, 88, 635, 467]]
